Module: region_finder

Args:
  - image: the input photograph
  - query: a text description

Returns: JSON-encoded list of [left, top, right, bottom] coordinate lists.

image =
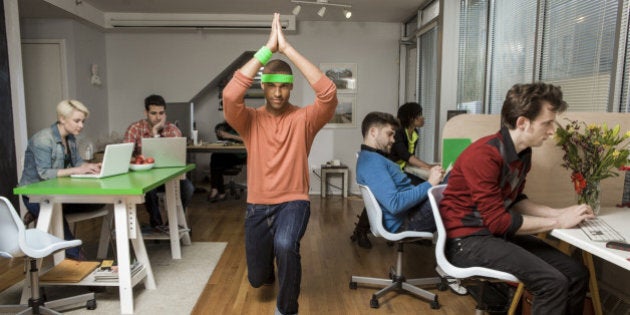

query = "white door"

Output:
[[21, 39, 68, 137]]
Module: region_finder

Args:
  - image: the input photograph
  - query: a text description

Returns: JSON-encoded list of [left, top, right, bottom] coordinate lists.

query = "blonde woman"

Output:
[[19, 99, 102, 260]]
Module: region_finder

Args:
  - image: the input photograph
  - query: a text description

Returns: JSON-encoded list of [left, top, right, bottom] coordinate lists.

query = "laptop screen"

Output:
[[141, 137, 187, 168]]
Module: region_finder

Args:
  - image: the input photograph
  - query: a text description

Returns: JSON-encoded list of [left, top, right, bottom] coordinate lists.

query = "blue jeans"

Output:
[[398, 198, 436, 233], [245, 201, 310, 315], [22, 195, 103, 259], [446, 235, 588, 314], [145, 179, 195, 227]]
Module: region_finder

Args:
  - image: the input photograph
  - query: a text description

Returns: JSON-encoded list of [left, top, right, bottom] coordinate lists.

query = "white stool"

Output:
[[66, 206, 112, 259], [320, 165, 349, 198]]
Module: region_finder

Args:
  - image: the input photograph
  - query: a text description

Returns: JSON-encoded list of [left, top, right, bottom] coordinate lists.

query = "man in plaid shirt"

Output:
[[124, 94, 182, 156], [123, 94, 194, 229]]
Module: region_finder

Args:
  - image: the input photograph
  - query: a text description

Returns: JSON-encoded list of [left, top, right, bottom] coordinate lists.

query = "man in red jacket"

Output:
[[440, 83, 594, 314]]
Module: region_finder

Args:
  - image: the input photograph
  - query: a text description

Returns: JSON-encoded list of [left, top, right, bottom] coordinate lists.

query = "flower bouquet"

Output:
[[555, 119, 630, 214]]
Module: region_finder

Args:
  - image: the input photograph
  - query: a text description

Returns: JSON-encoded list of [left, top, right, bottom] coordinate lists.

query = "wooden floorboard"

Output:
[[0, 190, 477, 314]]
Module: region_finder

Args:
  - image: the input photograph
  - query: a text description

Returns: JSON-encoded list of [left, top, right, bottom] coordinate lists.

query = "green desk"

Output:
[[14, 164, 195, 314]]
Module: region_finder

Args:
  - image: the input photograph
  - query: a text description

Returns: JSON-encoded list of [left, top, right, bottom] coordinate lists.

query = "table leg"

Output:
[[176, 176, 191, 246], [343, 170, 348, 198], [165, 179, 182, 259], [126, 202, 156, 291], [321, 170, 327, 198], [582, 252, 603, 315], [114, 200, 134, 314]]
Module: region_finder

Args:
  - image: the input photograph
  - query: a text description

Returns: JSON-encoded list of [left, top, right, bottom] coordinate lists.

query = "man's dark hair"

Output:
[[501, 83, 567, 129], [144, 94, 166, 111], [397, 102, 423, 129], [361, 112, 400, 138], [263, 59, 293, 75]]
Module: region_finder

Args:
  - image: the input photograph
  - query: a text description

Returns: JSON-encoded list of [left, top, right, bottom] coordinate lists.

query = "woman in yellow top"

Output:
[[389, 102, 439, 184]]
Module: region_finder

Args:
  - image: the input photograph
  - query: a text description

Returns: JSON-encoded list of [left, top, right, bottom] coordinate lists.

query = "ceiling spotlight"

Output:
[[292, 5, 302, 15], [343, 9, 352, 19], [317, 6, 326, 17]]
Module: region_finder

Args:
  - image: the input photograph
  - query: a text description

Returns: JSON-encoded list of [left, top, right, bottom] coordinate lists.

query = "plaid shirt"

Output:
[[123, 119, 182, 156]]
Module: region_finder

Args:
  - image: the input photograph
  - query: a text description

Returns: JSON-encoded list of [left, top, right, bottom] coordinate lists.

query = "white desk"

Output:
[[13, 165, 194, 314], [551, 207, 630, 315]]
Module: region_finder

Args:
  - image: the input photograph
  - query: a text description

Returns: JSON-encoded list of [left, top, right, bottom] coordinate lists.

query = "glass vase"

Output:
[[577, 181, 601, 215]]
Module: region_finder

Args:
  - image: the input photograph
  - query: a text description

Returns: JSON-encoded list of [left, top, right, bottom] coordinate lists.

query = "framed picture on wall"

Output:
[[320, 63, 357, 92], [326, 93, 356, 128]]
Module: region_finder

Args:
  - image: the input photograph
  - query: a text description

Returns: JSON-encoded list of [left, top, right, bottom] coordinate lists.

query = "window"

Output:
[[540, 0, 618, 111], [457, 0, 488, 114], [418, 27, 438, 162], [457, 0, 628, 113], [617, 1, 630, 112], [487, 0, 537, 114]]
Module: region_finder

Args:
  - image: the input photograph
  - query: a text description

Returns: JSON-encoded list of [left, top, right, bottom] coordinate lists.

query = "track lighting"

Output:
[[290, 0, 352, 19], [317, 6, 326, 17], [292, 5, 302, 15]]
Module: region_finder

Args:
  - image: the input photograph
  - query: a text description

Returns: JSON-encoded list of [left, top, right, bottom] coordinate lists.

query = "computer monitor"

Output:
[[166, 102, 193, 138]]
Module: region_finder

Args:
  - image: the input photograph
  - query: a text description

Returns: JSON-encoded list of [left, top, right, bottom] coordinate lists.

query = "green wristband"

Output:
[[254, 46, 273, 65], [261, 74, 294, 83]]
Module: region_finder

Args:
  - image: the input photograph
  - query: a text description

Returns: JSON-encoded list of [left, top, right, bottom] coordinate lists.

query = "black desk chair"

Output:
[[223, 164, 246, 200]]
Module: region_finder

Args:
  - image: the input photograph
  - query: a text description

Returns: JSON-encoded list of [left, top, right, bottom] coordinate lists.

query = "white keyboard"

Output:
[[579, 218, 626, 242]]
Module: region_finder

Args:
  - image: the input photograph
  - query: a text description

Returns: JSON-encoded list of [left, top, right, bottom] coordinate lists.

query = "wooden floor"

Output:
[[0, 190, 477, 314]]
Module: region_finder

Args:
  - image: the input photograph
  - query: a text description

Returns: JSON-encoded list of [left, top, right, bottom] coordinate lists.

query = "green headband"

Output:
[[261, 74, 294, 83]]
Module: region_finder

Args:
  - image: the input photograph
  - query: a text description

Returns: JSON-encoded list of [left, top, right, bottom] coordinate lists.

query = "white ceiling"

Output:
[[19, 0, 429, 23]]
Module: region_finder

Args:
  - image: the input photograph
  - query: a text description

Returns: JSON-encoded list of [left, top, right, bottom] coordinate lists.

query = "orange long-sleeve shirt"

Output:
[[223, 71, 338, 204]]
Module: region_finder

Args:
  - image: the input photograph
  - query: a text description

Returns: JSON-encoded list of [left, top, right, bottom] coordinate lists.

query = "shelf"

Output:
[[39, 264, 147, 287]]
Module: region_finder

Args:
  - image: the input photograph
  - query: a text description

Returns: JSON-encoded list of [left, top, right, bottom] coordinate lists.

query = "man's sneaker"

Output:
[[435, 266, 468, 295], [262, 272, 275, 286], [350, 221, 372, 249]]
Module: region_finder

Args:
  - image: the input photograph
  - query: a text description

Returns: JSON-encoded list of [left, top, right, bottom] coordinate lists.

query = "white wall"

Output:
[[105, 21, 401, 194], [20, 18, 109, 147]]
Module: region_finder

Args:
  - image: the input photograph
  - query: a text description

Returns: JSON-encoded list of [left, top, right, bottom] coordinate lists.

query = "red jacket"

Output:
[[440, 127, 529, 239]]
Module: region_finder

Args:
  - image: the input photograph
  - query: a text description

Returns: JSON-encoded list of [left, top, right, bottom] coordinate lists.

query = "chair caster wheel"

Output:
[[430, 299, 440, 309], [370, 297, 379, 308], [438, 280, 448, 291], [87, 299, 97, 310], [349, 281, 357, 289]]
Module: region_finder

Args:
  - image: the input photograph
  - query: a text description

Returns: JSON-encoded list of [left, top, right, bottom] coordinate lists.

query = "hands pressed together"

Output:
[[265, 13, 293, 55]]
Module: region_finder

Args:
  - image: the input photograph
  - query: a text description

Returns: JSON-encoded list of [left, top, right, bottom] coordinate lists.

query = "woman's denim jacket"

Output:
[[19, 123, 83, 186]]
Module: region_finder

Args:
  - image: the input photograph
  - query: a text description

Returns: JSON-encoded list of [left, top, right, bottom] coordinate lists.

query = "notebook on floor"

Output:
[[141, 137, 187, 168], [71, 142, 134, 179]]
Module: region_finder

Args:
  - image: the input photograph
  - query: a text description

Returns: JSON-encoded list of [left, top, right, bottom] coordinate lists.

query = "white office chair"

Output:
[[0, 196, 97, 314], [349, 184, 444, 309], [428, 185, 524, 315]]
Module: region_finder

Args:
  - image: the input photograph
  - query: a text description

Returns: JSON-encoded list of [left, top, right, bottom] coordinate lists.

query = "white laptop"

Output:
[[141, 137, 187, 168], [71, 142, 134, 179]]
